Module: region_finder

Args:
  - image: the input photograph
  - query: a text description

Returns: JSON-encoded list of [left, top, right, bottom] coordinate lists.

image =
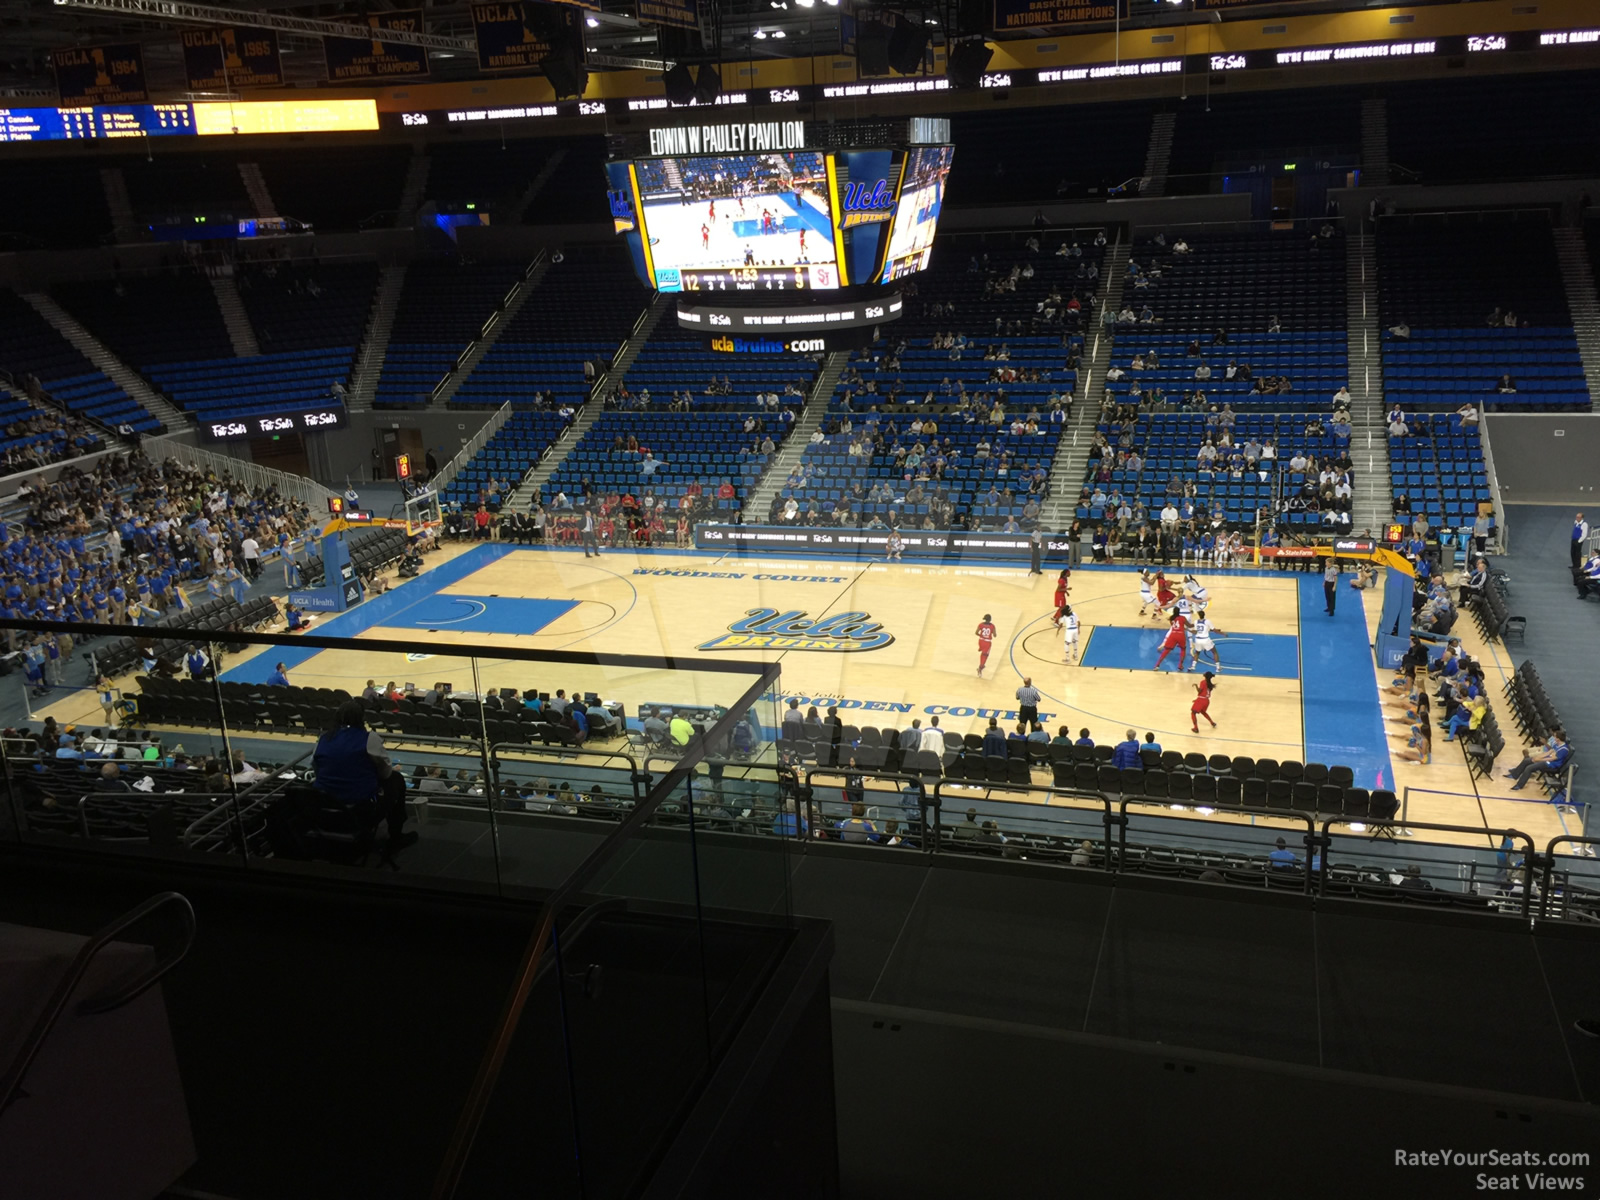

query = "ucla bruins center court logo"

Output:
[[697, 608, 894, 653]]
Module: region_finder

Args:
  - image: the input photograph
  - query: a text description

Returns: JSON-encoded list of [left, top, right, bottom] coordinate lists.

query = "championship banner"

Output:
[[181, 28, 284, 91], [323, 11, 430, 82], [53, 43, 148, 105], [637, 0, 699, 32], [991, 0, 1128, 34], [471, 1, 559, 71]]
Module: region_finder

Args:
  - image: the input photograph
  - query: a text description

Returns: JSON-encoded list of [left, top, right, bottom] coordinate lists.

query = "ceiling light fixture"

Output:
[[796, 0, 815, 7], [771, 29, 786, 37], [753, 28, 767, 37], [585, 15, 598, 25]]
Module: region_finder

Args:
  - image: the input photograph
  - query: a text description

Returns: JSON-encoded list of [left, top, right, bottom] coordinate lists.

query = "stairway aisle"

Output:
[[99, 167, 136, 242], [1142, 112, 1176, 197], [238, 162, 278, 218], [741, 351, 847, 520], [1040, 236, 1129, 531], [21, 292, 185, 428], [394, 151, 431, 229], [510, 293, 674, 513], [1346, 232, 1392, 536], [347, 265, 407, 412], [209, 276, 261, 357], [1361, 98, 1391, 189], [1552, 227, 1600, 404], [431, 253, 551, 406]]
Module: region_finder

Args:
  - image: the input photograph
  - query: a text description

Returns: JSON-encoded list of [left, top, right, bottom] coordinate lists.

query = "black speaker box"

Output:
[[693, 63, 722, 104], [886, 18, 930, 75], [945, 39, 993, 88], [855, 21, 892, 77], [663, 61, 696, 104]]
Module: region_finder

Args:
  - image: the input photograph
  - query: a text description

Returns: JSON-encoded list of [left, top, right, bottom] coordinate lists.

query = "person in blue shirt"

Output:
[[1505, 731, 1572, 791], [1074, 729, 1095, 748], [310, 700, 416, 850], [185, 647, 210, 681], [1111, 730, 1142, 770], [1268, 837, 1299, 868], [1143, 732, 1162, 755], [266, 662, 291, 688], [772, 800, 808, 838], [1007, 722, 1030, 747]]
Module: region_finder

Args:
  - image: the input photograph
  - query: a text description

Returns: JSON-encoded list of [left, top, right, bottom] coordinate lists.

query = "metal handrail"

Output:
[[0, 891, 195, 1113], [1319, 816, 1536, 917], [431, 401, 512, 495], [429, 663, 781, 1200], [1539, 837, 1600, 921], [143, 433, 339, 512]]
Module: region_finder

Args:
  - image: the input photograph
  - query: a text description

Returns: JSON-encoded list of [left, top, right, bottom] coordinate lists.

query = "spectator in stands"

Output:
[[643, 707, 670, 746], [669, 712, 694, 749], [1268, 838, 1299, 868], [1111, 730, 1141, 770], [1388, 319, 1411, 339], [312, 700, 416, 850], [1495, 374, 1517, 393]]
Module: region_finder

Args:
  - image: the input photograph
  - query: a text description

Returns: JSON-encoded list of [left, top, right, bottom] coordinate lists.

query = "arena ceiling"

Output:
[[0, 0, 1461, 95]]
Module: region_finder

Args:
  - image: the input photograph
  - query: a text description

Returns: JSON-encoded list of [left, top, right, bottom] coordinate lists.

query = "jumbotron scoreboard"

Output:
[[606, 117, 950, 349]]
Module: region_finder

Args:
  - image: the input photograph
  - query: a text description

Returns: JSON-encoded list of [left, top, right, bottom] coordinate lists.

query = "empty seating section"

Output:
[[809, 234, 1097, 522], [425, 138, 545, 217], [237, 260, 378, 354], [1389, 417, 1490, 534], [374, 259, 526, 408], [450, 247, 649, 410], [1166, 89, 1361, 192], [540, 327, 818, 510], [252, 145, 411, 229], [121, 153, 251, 221], [944, 104, 1155, 203], [0, 160, 112, 249], [146, 350, 349, 422], [56, 275, 233, 365], [1377, 220, 1586, 410], [523, 139, 609, 223], [1124, 230, 1345, 340], [1094, 232, 1348, 525], [440, 412, 571, 508], [0, 291, 160, 434], [1387, 73, 1600, 185], [541, 411, 783, 512], [1078, 412, 1336, 533], [1377, 219, 1585, 532], [626, 329, 808, 412]]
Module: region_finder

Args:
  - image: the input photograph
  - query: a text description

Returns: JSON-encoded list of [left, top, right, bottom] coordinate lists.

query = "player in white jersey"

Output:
[[1183, 575, 1209, 607], [1137, 570, 1157, 617], [1059, 605, 1080, 663], [1192, 609, 1223, 671], [1173, 590, 1195, 621]]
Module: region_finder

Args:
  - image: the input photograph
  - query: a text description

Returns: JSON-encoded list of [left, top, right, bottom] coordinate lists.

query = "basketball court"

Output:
[[124, 539, 1569, 852]]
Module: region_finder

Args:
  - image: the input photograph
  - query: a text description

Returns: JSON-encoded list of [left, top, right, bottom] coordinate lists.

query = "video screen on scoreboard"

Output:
[[633, 152, 840, 293], [879, 145, 954, 284]]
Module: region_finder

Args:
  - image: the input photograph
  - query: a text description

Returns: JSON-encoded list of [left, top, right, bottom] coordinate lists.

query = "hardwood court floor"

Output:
[[60, 542, 1575, 855]]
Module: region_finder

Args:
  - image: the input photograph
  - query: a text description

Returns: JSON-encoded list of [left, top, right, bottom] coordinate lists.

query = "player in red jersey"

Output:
[[975, 613, 997, 677], [1050, 568, 1071, 626], [708, 200, 716, 223], [798, 228, 807, 257], [1153, 611, 1189, 672], [700, 223, 710, 250], [1154, 571, 1176, 618], [1191, 671, 1218, 732]]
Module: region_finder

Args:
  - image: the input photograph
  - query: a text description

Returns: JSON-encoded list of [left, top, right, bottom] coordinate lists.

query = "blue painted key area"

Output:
[[1296, 574, 1396, 790], [378, 594, 576, 635], [1081, 624, 1301, 680]]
